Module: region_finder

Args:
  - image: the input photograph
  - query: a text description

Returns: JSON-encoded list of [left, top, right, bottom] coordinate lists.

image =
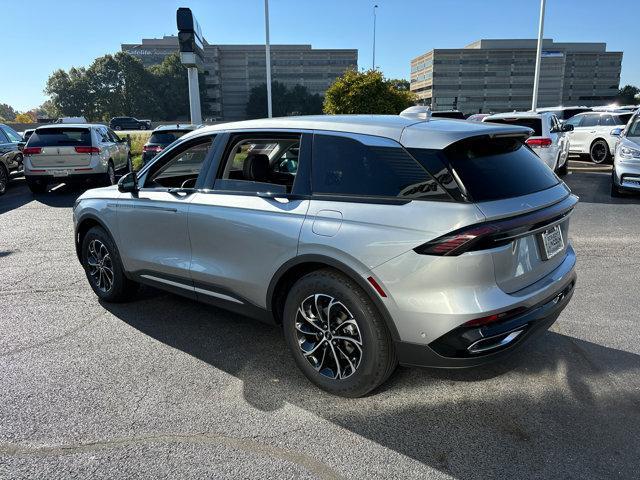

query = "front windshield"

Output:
[[627, 116, 640, 137]]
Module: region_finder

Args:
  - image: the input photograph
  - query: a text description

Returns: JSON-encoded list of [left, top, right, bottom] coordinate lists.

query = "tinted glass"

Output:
[[486, 118, 542, 136], [565, 115, 583, 128], [312, 134, 447, 200], [0, 129, 8, 143], [23, 130, 34, 141], [616, 113, 632, 125], [27, 128, 91, 147], [441, 137, 559, 202], [600, 115, 615, 126], [1, 125, 22, 142], [563, 108, 591, 120], [149, 131, 190, 145], [431, 111, 465, 119], [581, 115, 600, 127]]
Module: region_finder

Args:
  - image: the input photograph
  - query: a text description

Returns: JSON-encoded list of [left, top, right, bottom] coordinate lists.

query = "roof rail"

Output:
[[400, 105, 432, 121]]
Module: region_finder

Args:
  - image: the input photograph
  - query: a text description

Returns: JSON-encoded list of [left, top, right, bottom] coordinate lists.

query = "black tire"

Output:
[[81, 226, 139, 302], [139, 125, 147, 131], [105, 161, 116, 186], [0, 164, 8, 196], [282, 268, 397, 397], [557, 157, 569, 176], [590, 139, 610, 164], [26, 177, 47, 194]]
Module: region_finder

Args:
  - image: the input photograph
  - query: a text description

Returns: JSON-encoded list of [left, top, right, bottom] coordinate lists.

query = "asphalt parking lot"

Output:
[[1, 165, 640, 479]]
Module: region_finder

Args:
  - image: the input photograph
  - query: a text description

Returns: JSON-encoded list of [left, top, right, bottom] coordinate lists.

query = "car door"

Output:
[[107, 128, 126, 169], [96, 127, 118, 168], [117, 134, 217, 294], [0, 126, 21, 172], [565, 114, 588, 153], [187, 131, 311, 311]]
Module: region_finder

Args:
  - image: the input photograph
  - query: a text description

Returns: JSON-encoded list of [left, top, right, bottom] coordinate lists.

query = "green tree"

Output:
[[45, 67, 92, 118], [323, 69, 416, 115], [0, 103, 17, 121], [617, 85, 640, 105], [246, 81, 323, 118], [148, 53, 191, 120], [387, 78, 411, 91]]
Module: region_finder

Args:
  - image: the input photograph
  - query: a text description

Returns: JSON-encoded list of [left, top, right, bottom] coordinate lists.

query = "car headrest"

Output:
[[243, 153, 269, 181]]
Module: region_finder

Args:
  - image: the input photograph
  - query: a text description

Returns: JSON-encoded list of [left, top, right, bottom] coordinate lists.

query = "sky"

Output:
[[2, 0, 639, 111]]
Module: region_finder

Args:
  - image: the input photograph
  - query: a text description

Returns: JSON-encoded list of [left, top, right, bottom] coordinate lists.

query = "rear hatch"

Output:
[[443, 136, 575, 293], [26, 127, 94, 168]]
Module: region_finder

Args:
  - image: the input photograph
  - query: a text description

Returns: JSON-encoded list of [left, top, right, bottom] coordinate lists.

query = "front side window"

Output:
[[580, 115, 600, 128], [565, 115, 583, 128], [312, 134, 447, 200], [626, 116, 640, 137], [616, 113, 633, 126], [214, 135, 301, 194], [600, 115, 615, 127], [144, 138, 213, 189]]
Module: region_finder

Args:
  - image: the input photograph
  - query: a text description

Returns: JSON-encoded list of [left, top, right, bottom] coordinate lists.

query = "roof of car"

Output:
[[537, 106, 590, 111], [153, 124, 200, 132], [34, 124, 103, 130], [483, 111, 544, 120], [188, 115, 531, 150]]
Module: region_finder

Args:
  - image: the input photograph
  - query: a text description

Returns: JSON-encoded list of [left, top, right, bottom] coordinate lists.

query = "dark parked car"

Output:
[[0, 124, 25, 195], [142, 124, 201, 165], [430, 110, 466, 120], [109, 117, 151, 131]]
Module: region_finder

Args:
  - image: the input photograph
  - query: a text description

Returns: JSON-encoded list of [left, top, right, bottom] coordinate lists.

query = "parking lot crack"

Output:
[[0, 433, 344, 480]]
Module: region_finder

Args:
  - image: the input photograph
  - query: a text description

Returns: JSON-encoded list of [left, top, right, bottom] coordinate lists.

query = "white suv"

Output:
[[564, 111, 633, 164], [23, 124, 131, 193], [483, 112, 572, 174]]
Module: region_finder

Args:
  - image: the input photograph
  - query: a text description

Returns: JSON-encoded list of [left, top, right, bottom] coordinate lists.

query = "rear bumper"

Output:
[[25, 172, 106, 185], [395, 273, 576, 368]]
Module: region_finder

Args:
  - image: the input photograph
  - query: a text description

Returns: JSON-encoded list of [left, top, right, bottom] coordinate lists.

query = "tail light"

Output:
[[526, 138, 553, 148], [74, 146, 100, 154], [23, 147, 42, 155], [414, 196, 576, 256], [143, 145, 163, 153]]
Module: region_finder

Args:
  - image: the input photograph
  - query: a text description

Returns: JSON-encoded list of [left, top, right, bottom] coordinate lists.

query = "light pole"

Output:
[[264, 0, 273, 118], [372, 4, 378, 70], [531, 0, 546, 111]]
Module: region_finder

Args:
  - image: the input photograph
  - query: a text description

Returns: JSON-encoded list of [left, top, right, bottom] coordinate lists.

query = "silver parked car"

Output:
[[23, 124, 131, 194], [611, 109, 640, 197], [73, 115, 577, 397]]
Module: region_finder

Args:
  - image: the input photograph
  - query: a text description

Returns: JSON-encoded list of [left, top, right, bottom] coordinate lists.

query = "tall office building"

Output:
[[122, 36, 357, 121], [410, 39, 623, 114]]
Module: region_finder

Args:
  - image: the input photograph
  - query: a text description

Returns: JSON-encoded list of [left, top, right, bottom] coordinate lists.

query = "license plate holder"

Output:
[[52, 170, 70, 177], [538, 225, 564, 260]]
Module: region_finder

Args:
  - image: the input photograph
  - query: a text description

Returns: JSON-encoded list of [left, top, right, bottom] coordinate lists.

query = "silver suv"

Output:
[[23, 124, 131, 193], [73, 115, 577, 397]]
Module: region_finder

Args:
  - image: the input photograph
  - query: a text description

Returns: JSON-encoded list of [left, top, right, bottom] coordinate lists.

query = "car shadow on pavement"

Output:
[[0, 177, 84, 213], [103, 287, 640, 479]]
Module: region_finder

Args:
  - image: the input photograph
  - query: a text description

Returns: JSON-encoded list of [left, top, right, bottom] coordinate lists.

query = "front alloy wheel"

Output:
[[86, 239, 114, 293], [0, 166, 7, 195], [296, 294, 363, 380]]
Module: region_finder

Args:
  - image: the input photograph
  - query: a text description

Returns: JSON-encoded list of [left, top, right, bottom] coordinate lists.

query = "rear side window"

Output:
[[149, 131, 189, 144], [616, 113, 632, 125], [439, 137, 559, 202], [312, 134, 448, 200], [27, 128, 92, 147], [486, 118, 542, 136]]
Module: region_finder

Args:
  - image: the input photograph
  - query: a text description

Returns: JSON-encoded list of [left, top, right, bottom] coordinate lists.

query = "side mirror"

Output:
[[118, 172, 138, 193], [610, 127, 623, 137], [17, 141, 26, 152], [561, 123, 574, 132]]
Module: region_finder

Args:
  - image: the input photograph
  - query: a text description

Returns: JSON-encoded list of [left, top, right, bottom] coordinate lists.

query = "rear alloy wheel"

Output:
[[590, 140, 609, 164], [114, 126, 122, 131], [0, 165, 8, 196], [82, 226, 139, 302], [283, 269, 396, 397]]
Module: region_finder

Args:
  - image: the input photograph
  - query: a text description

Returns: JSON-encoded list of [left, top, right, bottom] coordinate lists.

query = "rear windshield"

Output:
[[486, 118, 542, 136], [149, 131, 189, 144], [441, 137, 559, 202], [432, 111, 465, 119], [27, 128, 91, 147]]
